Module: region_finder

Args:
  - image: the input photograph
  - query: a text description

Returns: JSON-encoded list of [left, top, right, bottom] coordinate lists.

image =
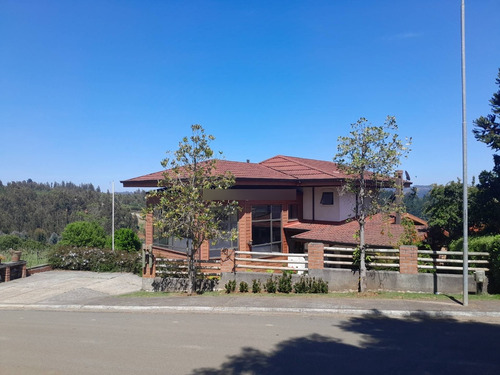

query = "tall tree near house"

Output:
[[149, 124, 238, 294], [473, 68, 500, 171], [471, 68, 500, 234], [334, 116, 411, 292]]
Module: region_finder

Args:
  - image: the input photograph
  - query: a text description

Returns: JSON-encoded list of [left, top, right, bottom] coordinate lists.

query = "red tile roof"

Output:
[[284, 213, 427, 248], [121, 155, 408, 188]]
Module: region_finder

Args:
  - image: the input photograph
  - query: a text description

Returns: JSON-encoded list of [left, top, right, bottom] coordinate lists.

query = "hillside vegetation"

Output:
[[0, 180, 146, 242]]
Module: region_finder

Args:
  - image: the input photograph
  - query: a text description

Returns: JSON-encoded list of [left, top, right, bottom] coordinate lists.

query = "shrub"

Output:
[[450, 235, 500, 293], [48, 246, 141, 274], [239, 281, 249, 293], [293, 276, 329, 294], [108, 228, 142, 252], [0, 234, 22, 250], [252, 279, 261, 293], [277, 273, 292, 293], [224, 280, 236, 294], [264, 276, 277, 293], [60, 221, 107, 248]]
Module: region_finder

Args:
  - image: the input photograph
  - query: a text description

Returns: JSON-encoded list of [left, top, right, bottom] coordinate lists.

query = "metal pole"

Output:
[[112, 181, 115, 251], [461, 0, 468, 306]]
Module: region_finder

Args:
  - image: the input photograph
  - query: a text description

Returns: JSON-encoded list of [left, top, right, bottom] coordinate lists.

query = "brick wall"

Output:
[[307, 242, 324, 270], [399, 245, 418, 274]]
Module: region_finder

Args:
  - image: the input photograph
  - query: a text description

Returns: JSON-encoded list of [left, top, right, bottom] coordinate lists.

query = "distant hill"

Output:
[[406, 185, 432, 198], [0, 180, 146, 240]]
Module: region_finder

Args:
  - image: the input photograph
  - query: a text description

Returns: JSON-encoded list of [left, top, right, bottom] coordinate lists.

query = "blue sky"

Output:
[[1, 0, 499, 192]]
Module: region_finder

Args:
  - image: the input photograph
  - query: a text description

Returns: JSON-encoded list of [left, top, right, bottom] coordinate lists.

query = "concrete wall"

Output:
[[309, 268, 485, 294]]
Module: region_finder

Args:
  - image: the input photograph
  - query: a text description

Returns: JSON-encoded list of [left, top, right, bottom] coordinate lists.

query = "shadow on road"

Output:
[[191, 309, 500, 375]]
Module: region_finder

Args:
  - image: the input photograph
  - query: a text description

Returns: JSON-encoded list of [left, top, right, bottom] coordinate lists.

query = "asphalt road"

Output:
[[1, 309, 500, 375]]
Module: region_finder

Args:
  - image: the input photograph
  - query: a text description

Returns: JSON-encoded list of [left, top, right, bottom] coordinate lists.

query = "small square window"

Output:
[[320, 192, 334, 205]]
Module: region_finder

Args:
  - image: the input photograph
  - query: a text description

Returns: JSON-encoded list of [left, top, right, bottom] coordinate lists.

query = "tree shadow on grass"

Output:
[[191, 310, 500, 375]]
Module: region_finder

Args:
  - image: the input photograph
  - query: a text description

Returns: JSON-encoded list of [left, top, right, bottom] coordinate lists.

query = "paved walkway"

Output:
[[1, 271, 499, 319]]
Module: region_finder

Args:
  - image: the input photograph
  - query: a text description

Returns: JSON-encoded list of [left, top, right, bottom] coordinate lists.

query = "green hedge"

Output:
[[450, 235, 500, 293], [49, 246, 141, 274]]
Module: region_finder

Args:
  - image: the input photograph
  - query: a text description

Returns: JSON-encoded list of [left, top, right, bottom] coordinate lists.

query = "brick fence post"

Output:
[[399, 245, 418, 274], [145, 213, 153, 247], [220, 248, 236, 274], [307, 243, 324, 270]]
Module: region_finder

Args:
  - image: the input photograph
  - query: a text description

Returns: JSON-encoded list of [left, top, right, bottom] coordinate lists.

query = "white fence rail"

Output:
[[324, 246, 399, 269], [324, 246, 490, 273], [155, 258, 221, 277], [235, 250, 308, 273], [417, 250, 489, 272]]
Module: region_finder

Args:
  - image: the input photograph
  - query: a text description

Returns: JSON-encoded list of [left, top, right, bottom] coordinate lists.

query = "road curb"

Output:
[[1, 303, 500, 318]]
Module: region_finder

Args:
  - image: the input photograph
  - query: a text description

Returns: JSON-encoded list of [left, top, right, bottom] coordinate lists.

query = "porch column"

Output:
[[307, 242, 324, 270], [399, 245, 418, 274]]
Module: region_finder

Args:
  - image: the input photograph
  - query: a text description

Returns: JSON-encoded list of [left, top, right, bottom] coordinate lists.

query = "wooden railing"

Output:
[[235, 250, 308, 273], [417, 249, 489, 272], [155, 258, 221, 277], [324, 246, 399, 270]]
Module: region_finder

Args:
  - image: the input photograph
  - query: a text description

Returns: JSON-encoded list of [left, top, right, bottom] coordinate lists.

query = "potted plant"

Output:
[[9, 249, 22, 262]]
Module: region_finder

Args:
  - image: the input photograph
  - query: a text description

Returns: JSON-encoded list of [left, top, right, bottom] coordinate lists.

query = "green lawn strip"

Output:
[[118, 290, 500, 300]]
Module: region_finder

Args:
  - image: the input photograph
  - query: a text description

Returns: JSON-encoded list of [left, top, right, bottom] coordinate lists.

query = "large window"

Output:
[[209, 213, 239, 258], [251, 205, 282, 253], [153, 209, 190, 253]]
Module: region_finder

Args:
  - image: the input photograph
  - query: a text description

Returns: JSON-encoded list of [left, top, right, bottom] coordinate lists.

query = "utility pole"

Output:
[[460, 0, 468, 306], [112, 181, 115, 251]]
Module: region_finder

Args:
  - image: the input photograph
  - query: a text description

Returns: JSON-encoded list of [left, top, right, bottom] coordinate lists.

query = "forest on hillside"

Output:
[[0, 180, 146, 242]]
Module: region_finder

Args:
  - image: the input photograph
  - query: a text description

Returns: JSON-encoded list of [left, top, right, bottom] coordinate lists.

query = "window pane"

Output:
[[252, 223, 271, 245], [320, 192, 334, 205], [252, 205, 271, 220], [272, 205, 281, 219], [288, 204, 298, 220], [272, 221, 281, 242]]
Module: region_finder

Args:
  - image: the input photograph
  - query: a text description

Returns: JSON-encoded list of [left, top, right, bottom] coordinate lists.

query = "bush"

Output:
[[239, 281, 249, 293], [277, 273, 292, 293], [48, 246, 141, 274], [224, 280, 236, 294], [293, 276, 329, 294], [252, 279, 261, 293], [60, 221, 107, 248], [108, 228, 141, 252], [264, 276, 277, 293], [0, 234, 22, 250]]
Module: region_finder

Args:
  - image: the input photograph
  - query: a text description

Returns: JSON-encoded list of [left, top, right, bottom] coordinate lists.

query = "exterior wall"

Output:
[[309, 268, 481, 294], [303, 187, 356, 222]]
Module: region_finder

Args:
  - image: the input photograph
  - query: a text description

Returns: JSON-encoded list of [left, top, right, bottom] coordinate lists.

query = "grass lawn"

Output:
[[120, 290, 500, 300]]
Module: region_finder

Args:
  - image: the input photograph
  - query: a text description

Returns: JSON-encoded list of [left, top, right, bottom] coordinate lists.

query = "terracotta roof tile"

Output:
[[284, 213, 427, 248]]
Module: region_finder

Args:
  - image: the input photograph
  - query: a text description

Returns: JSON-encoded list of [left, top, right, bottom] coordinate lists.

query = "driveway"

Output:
[[0, 270, 142, 305]]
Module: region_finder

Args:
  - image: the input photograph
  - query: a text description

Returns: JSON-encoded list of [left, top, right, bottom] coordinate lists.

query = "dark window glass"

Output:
[[320, 192, 334, 205], [251, 205, 281, 252], [288, 204, 298, 220]]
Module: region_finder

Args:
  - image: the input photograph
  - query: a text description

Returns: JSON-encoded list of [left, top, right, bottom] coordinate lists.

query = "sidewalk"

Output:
[[1, 271, 499, 319]]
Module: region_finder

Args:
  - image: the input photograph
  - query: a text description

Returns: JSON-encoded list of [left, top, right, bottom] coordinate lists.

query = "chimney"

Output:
[[395, 170, 403, 225], [246, 159, 250, 163]]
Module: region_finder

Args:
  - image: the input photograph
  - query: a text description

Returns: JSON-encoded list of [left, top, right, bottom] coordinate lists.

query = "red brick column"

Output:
[[399, 245, 418, 274], [220, 248, 235, 274], [307, 243, 324, 270], [145, 213, 153, 247]]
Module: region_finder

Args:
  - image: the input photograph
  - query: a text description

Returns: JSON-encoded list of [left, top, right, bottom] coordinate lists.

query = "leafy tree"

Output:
[[471, 68, 500, 234], [334, 116, 411, 292], [109, 228, 142, 252], [473, 68, 500, 170], [403, 187, 430, 220], [149, 124, 238, 294], [60, 221, 107, 248]]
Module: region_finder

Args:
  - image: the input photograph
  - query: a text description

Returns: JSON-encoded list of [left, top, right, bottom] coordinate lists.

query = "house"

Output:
[[121, 155, 427, 260]]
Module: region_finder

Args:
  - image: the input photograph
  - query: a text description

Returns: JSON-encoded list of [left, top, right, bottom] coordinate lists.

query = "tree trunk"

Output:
[[359, 219, 367, 292], [187, 244, 197, 295]]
